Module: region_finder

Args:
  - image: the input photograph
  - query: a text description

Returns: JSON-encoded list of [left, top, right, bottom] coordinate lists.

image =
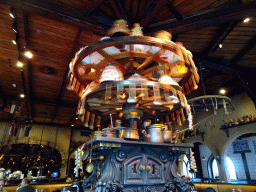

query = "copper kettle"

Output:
[[163, 129, 179, 143]]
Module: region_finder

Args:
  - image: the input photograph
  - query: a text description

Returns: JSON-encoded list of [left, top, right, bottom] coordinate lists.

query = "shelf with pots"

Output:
[[220, 115, 256, 137]]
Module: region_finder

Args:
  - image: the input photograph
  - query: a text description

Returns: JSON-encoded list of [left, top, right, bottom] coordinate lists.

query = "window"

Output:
[[208, 155, 219, 179], [212, 159, 219, 179], [182, 155, 194, 178], [226, 156, 237, 180]]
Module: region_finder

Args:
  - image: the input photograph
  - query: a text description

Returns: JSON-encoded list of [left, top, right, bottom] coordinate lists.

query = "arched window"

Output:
[[182, 155, 194, 178], [208, 155, 219, 179], [226, 156, 237, 180]]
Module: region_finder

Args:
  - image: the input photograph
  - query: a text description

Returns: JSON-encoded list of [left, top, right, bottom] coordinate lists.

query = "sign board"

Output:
[[233, 140, 251, 153]]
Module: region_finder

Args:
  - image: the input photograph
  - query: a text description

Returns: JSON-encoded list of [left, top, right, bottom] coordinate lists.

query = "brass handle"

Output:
[[146, 166, 151, 171], [140, 166, 146, 171]]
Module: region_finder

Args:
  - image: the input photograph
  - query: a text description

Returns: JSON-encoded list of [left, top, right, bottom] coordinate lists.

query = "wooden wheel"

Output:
[[72, 36, 197, 87]]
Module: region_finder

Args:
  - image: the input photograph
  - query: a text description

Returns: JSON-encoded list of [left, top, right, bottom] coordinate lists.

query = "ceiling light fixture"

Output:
[[219, 44, 222, 48], [219, 89, 226, 94], [243, 18, 250, 23], [9, 13, 14, 18], [20, 93, 25, 98], [24, 51, 33, 58], [9, 8, 14, 18], [17, 61, 23, 67], [12, 21, 18, 33]]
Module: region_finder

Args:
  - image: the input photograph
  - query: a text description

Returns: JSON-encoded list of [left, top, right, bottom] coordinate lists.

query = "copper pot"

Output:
[[120, 128, 139, 140], [146, 124, 165, 143], [163, 130, 173, 143]]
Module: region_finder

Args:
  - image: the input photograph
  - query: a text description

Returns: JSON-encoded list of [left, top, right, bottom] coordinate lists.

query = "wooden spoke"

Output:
[[129, 44, 135, 70], [97, 49, 123, 69], [140, 61, 185, 78], [137, 49, 165, 72]]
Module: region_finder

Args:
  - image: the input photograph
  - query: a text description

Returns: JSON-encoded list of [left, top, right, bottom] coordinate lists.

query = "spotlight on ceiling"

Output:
[[243, 18, 250, 23], [12, 21, 18, 33], [219, 89, 226, 95], [24, 51, 33, 58], [20, 93, 25, 98], [17, 61, 23, 68]]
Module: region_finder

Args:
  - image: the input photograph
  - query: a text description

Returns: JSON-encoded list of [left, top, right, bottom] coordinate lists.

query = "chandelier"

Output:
[[67, 20, 200, 131]]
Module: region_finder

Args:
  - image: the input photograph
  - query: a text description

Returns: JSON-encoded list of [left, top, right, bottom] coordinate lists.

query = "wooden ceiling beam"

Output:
[[23, 12, 35, 120], [136, 0, 155, 24], [51, 29, 83, 121], [205, 0, 243, 54], [166, 2, 183, 42], [144, 1, 256, 34], [2, 0, 110, 35], [85, 0, 106, 16], [138, 0, 169, 28], [11, 8, 34, 120], [5, 94, 77, 108], [212, 20, 240, 52], [33, 98, 77, 108], [230, 35, 256, 65], [203, 23, 230, 55], [166, 2, 183, 20], [106, 0, 122, 20], [114, 0, 131, 27], [193, 52, 256, 75], [193, 53, 256, 107]]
